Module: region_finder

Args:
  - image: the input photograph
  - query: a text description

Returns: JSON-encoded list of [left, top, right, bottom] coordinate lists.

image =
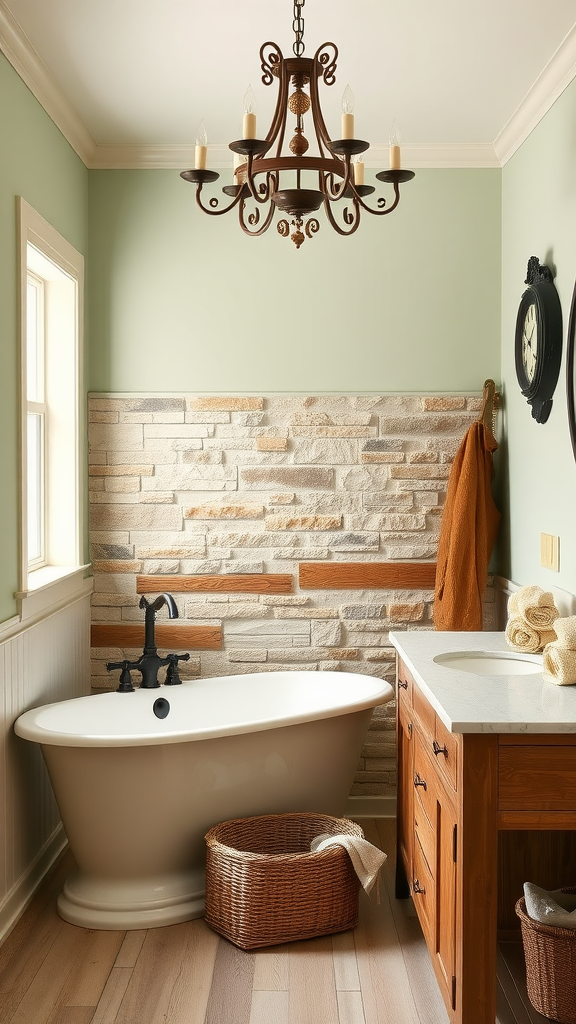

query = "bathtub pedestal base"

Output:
[[57, 868, 206, 930]]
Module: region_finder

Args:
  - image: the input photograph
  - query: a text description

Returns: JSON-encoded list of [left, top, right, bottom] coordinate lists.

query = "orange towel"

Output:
[[433, 421, 501, 631]]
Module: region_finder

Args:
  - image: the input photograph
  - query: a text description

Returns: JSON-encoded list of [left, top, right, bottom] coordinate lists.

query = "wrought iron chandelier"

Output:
[[180, 0, 415, 248]]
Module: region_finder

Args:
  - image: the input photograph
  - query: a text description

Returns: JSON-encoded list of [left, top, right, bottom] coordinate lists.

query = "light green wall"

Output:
[[88, 168, 501, 393], [500, 76, 576, 593], [0, 54, 88, 623]]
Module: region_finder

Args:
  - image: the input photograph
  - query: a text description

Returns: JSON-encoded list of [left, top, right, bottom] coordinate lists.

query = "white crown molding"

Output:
[[368, 144, 500, 169], [89, 141, 500, 170], [0, 0, 96, 165], [88, 144, 198, 170], [494, 22, 576, 165]]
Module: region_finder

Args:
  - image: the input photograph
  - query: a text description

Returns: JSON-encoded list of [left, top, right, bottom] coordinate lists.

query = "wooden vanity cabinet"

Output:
[[396, 662, 459, 1014], [395, 643, 576, 1024], [396, 659, 499, 1024]]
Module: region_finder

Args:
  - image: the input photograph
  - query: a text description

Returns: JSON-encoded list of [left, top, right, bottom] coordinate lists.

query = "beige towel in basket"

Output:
[[310, 833, 386, 894], [508, 586, 559, 631]]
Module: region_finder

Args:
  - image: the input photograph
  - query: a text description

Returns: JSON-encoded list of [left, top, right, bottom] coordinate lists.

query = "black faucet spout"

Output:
[[139, 593, 179, 654]]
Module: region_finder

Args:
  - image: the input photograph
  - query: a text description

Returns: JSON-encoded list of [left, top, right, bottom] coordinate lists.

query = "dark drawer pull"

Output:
[[414, 773, 427, 791], [408, 721, 413, 737], [432, 740, 448, 757], [398, 679, 408, 689], [413, 879, 426, 895]]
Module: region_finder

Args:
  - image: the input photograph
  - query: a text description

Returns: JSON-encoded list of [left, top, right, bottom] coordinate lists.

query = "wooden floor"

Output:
[[0, 819, 548, 1024]]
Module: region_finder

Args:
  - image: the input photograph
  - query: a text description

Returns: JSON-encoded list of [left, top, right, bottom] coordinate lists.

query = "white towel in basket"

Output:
[[310, 833, 387, 894], [524, 882, 576, 929]]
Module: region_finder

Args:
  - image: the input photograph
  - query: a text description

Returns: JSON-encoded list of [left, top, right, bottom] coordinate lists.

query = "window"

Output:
[[18, 198, 86, 615]]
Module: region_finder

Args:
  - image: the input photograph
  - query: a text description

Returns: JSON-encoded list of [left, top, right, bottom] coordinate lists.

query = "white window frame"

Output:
[[26, 270, 47, 568], [17, 197, 89, 621]]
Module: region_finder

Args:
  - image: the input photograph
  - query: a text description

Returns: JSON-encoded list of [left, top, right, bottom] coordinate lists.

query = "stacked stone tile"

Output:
[[89, 393, 496, 799]]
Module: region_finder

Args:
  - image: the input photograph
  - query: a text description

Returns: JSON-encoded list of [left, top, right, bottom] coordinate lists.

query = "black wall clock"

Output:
[[515, 256, 562, 424], [567, 274, 576, 461]]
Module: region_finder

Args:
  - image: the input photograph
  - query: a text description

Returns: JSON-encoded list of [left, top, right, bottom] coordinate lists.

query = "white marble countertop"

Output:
[[389, 630, 576, 735]]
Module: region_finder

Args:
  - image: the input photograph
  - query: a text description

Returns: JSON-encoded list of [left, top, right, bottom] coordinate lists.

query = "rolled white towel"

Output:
[[542, 642, 576, 685], [310, 833, 386, 894], [505, 616, 542, 654], [553, 615, 576, 650], [508, 585, 559, 631]]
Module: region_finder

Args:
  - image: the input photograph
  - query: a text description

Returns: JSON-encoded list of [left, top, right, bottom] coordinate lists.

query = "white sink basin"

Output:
[[433, 651, 543, 676]]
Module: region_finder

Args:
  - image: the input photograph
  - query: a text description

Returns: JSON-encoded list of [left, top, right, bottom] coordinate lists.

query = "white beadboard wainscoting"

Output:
[[0, 585, 92, 940]]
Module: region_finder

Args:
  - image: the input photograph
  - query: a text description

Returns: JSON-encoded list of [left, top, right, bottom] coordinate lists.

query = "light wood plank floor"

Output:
[[0, 819, 548, 1024]]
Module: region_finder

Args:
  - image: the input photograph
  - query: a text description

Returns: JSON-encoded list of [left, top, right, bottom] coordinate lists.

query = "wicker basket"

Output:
[[516, 888, 576, 1024], [204, 812, 364, 949]]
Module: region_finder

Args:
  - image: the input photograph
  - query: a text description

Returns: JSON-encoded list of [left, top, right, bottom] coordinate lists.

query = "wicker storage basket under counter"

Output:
[[204, 812, 363, 950], [516, 889, 576, 1024]]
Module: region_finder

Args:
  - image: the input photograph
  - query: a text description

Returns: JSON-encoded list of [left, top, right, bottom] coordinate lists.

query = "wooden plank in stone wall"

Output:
[[299, 562, 437, 590], [136, 574, 293, 594], [91, 624, 222, 649]]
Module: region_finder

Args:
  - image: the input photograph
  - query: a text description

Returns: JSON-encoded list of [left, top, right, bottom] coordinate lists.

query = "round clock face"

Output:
[[521, 302, 539, 383]]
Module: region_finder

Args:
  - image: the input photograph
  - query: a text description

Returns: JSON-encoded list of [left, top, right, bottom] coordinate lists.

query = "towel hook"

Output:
[[480, 379, 499, 437]]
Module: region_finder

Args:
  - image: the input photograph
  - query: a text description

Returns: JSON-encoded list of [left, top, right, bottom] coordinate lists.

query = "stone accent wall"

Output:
[[89, 393, 497, 800]]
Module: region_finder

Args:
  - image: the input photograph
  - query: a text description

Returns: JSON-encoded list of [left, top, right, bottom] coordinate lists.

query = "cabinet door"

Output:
[[413, 734, 458, 1015], [396, 697, 414, 898], [434, 782, 457, 1013]]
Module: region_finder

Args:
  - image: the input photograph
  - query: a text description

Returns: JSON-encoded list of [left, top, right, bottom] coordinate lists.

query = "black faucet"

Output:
[[107, 593, 190, 691]]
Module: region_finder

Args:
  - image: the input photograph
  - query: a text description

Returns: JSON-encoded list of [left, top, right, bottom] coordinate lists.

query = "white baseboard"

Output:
[[345, 795, 397, 819], [0, 825, 67, 944]]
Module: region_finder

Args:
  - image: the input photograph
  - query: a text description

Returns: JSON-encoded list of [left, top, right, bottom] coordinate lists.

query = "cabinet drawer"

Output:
[[413, 684, 458, 792], [413, 682, 436, 738], [499, 745, 576, 811], [413, 731, 438, 829], [432, 715, 459, 792], [397, 660, 414, 707], [412, 833, 435, 950], [414, 793, 436, 879]]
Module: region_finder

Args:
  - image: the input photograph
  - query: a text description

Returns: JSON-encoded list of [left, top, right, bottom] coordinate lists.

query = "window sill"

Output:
[[15, 564, 93, 624]]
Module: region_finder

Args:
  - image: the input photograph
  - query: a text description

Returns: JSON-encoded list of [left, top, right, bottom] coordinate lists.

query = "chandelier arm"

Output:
[[272, 58, 291, 158], [245, 158, 277, 204], [322, 194, 361, 236], [309, 43, 338, 157], [260, 42, 289, 156], [260, 41, 283, 86], [314, 41, 338, 87], [323, 166, 350, 201], [239, 198, 276, 236], [194, 184, 246, 216], [351, 181, 401, 216]]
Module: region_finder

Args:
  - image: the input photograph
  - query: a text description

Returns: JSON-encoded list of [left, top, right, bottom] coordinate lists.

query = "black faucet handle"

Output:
[[106, 659, 136, 693], [164, 652, 190, 686]]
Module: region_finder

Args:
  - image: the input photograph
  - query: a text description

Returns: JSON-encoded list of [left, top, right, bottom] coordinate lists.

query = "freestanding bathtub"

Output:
[[15, 670, 393, 930]]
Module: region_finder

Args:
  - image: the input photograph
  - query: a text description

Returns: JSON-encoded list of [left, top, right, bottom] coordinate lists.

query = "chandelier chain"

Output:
[[293, 0, 305, 56]]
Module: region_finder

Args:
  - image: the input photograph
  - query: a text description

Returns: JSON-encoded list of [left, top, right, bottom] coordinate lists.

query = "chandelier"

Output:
[[180, 0, 415, 248]]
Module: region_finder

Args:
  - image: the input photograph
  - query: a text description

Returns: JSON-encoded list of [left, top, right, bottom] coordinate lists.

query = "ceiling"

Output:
[[2, 0, 576, 167]]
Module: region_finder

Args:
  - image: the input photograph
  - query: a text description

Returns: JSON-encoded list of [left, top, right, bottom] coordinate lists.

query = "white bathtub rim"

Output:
[[15, 670, 394, 748]]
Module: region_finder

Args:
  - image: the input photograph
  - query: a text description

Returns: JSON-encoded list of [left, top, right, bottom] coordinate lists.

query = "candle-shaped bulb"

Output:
[[243, 84, 257, 139], [353, 156, 365, 186], [341, 84, 355, 140], [342, 84, 355, 114], [195, 120, 208, 170], [389, 119, 401, 170], [233, 151, 245, 179]]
